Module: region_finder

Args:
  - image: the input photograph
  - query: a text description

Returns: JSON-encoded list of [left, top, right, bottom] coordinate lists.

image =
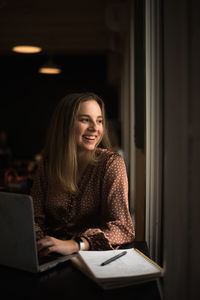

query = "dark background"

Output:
[[0, 53, 118, 159]]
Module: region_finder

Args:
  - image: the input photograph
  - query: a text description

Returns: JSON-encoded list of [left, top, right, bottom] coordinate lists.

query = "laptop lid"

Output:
[[0, 192, 74, 273]]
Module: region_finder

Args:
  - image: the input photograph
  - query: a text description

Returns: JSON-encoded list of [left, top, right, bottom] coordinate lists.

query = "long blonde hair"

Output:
[[43, 92, 111, 193]]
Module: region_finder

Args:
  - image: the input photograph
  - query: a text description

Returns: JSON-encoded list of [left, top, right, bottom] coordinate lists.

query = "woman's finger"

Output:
[[37, 236, 54, 251]]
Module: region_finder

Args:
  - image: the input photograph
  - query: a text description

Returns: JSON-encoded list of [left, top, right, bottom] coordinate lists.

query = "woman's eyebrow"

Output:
[[78, 114, 103, 118]]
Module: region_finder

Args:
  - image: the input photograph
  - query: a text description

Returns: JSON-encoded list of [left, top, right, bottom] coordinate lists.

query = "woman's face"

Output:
[[75, 100, 104, 153]]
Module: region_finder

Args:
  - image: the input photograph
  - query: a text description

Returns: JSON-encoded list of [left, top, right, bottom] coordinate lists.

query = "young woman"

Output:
[[31, 92, 135, 257]]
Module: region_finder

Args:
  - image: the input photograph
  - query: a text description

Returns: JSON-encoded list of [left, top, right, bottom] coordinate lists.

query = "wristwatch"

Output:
[[74, 237, 85, 251]]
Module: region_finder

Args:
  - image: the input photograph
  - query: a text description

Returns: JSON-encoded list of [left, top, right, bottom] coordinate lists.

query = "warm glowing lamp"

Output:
[[38, 66, 61, 74], [38, 59, 61, 75], [12, 45, 42, 54]]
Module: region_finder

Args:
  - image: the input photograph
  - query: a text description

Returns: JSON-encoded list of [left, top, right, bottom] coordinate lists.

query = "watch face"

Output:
[[79, 240, 85, 251], [74, 237, 85, 250]]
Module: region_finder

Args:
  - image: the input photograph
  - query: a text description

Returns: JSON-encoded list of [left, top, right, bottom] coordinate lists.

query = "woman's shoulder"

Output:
[[95, 149, 127, 181], [96, 148, 124, 166]]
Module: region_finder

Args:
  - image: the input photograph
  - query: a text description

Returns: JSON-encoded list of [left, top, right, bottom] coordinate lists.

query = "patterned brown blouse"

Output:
[[30, 149, 135, 250]]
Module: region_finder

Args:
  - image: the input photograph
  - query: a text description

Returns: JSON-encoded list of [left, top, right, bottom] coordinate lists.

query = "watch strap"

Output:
[[73, 237, 85, 251]]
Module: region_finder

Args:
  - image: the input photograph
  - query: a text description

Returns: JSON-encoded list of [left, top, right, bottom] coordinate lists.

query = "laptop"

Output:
[[0, 191, 75, 273]]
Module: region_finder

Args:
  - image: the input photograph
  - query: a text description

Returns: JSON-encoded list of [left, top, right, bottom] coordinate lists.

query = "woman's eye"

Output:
[[80, 118, 88, 123], [97, 119, 103, 124]]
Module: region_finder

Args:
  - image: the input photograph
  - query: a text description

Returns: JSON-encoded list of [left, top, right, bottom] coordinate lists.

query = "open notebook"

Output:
[[71, 248, 163, 290]]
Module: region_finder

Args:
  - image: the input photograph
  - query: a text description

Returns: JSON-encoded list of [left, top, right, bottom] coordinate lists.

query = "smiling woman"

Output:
[[42, 93, 111, 193], [75, 101, 104, 153], [30, 92, 135, 257]]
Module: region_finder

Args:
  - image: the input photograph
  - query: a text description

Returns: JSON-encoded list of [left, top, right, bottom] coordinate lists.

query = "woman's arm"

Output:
[[81, 154, 135, 250], [36, 235, 90, 257]]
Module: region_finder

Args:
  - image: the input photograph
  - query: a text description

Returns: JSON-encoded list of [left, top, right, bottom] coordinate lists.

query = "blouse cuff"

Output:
[[82, 229, 114, 251]]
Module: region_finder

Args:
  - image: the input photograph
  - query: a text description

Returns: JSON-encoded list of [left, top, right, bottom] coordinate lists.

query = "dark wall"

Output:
[[0, 54, 118, 159], [134, 0, 145, 150]]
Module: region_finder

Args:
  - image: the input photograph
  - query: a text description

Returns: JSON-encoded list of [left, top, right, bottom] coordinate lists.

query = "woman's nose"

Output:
[[88, 121, 97, 130]]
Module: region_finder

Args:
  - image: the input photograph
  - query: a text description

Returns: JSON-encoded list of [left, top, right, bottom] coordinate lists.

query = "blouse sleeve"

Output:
[[30, 160, 47, 240], [81, 153, 135, 250]]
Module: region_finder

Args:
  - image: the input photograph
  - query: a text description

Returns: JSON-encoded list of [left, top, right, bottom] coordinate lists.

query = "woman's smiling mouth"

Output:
[[83, 135, 96, 142]]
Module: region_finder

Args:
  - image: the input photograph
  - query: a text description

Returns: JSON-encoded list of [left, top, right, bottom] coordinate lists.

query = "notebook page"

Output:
[[79, 248, 161, 279]]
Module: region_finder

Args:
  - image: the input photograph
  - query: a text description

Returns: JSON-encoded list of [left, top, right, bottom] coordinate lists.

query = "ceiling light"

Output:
[[38, 59, 61, 75], [12, 45, 42, 54], [39, 66, 61, 74]]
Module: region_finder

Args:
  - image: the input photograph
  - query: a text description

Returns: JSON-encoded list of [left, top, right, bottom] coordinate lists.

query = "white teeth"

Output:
[[83, 136, 95, 140]]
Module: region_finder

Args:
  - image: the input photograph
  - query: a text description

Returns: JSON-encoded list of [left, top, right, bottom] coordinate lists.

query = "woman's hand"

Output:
[[37, 235, 79, 257]]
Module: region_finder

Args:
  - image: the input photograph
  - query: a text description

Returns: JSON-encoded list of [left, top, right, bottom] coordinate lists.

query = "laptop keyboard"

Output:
[[38, 253, 63, 265]]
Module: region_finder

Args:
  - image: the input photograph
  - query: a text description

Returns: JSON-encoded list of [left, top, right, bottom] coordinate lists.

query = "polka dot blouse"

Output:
[[30, 149, 135, 250]]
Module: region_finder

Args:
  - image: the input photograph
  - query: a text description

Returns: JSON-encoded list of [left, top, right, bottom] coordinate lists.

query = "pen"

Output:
[[100, 251, 127, 266]]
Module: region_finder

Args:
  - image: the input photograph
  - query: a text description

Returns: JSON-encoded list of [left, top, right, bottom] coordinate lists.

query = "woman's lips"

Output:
[[83, 135, 97, 142]]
